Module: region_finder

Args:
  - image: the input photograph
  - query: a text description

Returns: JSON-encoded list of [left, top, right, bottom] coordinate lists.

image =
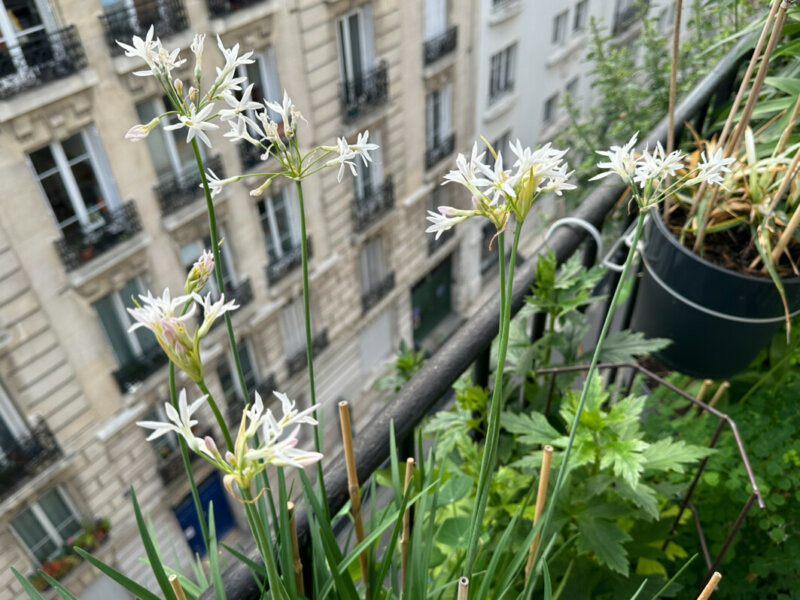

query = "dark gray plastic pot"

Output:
[[630, 214, 800, 379]]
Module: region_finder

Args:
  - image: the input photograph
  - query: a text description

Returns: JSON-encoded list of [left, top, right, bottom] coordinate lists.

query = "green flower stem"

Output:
[[528, 211, 647, 591], [169, 362, 210, 555], [241, 486, 289, 600], [197, 380, 235, 451], [294, 180, 329, 515], [464, 224, 523, 576]]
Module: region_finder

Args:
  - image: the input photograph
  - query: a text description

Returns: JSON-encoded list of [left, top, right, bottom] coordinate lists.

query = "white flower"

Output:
[[634, 142, 685, 187], [244, 392, 321, 467], [191, 33, 205, 78], [203, 168, 237, 198], [125, 117, 161, 142], [128, 288, 194, 333], [116, 26, 159, 75], [350, 130, 379, 166], [694, 148, 735, 187], [541, 163, 577, 196], [473, 152, 516, 204], [216, 35, 255, 74], [590, 132, 640, 183], [153, 44, 186, 74], [219, 84, 262, 122], [164, 103, 219, 148], [265, 90, 305, 136], [330, 137, 357, 182], [223, 114, 261, 145], [193, 292, 239, 336], [425, 206, 472, 239], [136, 390, 207, 452], [244, 391, 266, 437]]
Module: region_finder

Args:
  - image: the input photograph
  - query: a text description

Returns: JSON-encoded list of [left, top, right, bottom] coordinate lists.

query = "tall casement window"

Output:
[[136, 96, 196, 183], [257, 186, 301, 263], [574, 0, 589, 32], [424, 0, 447, 40], [0, 380, 29, 460], [488, 44, 516, 103], [12, 488, 81, 562], [426, 85, 452, 152], [280, 297, 308, 358], [93, 277, 159, 367], [0, 0, 58, 80], [29, 127, 121, 242], [552, 9, 569, 44], [237, 46, 281, 123], [359, 236, 388, 295], [337, 5, 375, 100], [353, 130, 383, 202]]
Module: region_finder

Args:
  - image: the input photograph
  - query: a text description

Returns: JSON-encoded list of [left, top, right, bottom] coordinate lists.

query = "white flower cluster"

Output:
[[426, 139, 575, 239]]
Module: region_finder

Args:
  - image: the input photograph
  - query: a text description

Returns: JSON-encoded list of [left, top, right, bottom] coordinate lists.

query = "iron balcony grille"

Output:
[[612, 0, 650, 35], [112, 343, 170, 393], [54, 200, 143, 272], [425, 133, 456, 170], [207, 0, 269, 18], [265, 237, 312, 286], [351, 176, 395, 232], [0, 420, 62, 504], [286, 329, 329, 377], [340, 61, 389, 123], [225, 374, 277, 424], [155, 154, 225, 216], [100, 0, 189, 55], [427, 227, 453, 255], [361, 271, 395, 313], [423, 26, 458, 66], [0, 26, 87, 100]]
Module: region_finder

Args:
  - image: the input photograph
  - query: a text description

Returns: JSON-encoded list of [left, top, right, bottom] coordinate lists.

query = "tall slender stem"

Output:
[[198, 380, 234, 451], [528, 212, 646, 589], [241, 486, 289, 600]]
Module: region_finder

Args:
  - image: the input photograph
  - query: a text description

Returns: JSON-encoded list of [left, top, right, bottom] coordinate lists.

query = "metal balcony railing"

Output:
[[340, 61, 389, 123], [265, 237, 311, 286], [0, 420, 62, 503], [425, 133, 456, 170], [100, 0, 189, 55], [351, 176, 395, 232], [612, 0, 651, 36], [54, 201, 143, 272], [112, 344, 170, 393], [200, 32, 753, 600], [423, 26, 458, 65], [286, 329, 329, 377], [361, 271, 395, 313], [0, 26, 87, 99], [207, 0, 269, 18], [155, 154, 225, 216]]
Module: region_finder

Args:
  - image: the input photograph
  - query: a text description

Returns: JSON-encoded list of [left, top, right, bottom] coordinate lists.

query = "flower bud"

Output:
[[184, 249, 214, 295]]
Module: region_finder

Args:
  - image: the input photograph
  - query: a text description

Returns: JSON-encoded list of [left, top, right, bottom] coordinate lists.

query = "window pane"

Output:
[[62, 133, 88, 162], [217, 361, 238, 404], [348, 13, 363, 83], [12, 508, 57, 562], [239, 342, 258, 390], [94, 294, 136, 365], [272, 193, 294, 255], [6, 0, 44, 35], [30, 146, 56, 175], [39, 173, 75, 230], [137, 100, 174, 180], [71, 160, 105, 218], [119, 279, 158, 352], [38, 489, 81, 541]]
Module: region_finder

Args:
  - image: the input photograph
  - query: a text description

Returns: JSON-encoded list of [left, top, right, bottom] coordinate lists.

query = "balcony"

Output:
[[361, 271, 395, 313], [265, 237, 312, 286], [225, 373, 277, 424], [0, 420, 62, 504], [54, 201, 143, 272], [423, 26, 458, 66], [0, 26, 87, 100], [100, 0, 189, 55], [155, 154, 224, 216], [340, 61, 389, 123], [207, 0, 269, 17], [425, 133, 456, 170], [112, 344, 169, 394], [286, 329, 329, 377], [612, 0, 650, 36], [351, 176, 395, 232]]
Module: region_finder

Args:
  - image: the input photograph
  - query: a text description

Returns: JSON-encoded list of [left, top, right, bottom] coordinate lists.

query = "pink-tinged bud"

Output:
[[204, 436, 217, 452], [225, 450, 236, 463], [296, 452, 324, 466], [438, 206, 456, 216], [185, 249, 215, 294]]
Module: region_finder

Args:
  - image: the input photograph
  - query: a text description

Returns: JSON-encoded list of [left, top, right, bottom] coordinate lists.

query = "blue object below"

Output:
[[173, 472, 236, 556]]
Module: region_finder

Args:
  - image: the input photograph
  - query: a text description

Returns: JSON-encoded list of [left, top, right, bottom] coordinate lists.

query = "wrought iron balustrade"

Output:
[[351, 177, 395, 232], [112, 344, 170, 393], [0, 420, 62, 503], [423, 26, 458, 65], [207, 0, 269, 17], [340, 61, 389, 123], [156, 154, 225, 216], [0, 26, 87, 99], [265, 237, 312, 285], [100, 0, 189, 55], [425, 133, 456, 170], [361, 271, 395, 313], [286, 329, 329, 377], [54, 201, 143, 272]]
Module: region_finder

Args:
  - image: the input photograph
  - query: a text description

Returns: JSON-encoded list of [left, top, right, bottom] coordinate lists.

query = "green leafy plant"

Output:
[[374, 340, 426, 396]]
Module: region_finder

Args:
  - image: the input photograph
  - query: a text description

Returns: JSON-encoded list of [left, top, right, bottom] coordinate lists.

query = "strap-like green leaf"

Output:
[[73, 548, 162, 600]]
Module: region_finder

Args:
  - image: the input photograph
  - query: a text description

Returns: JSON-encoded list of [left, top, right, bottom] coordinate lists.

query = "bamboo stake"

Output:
[[697, 572, 723, 600], [776, 92, 800, 156], [287, 501, 304, 595], [701, 381, 729, 415], [169, 574, 188, 600], [696, 379, 712, 403], [401, 457, 415, 592], [457, 576, 469, 600], [338, 401, 369, 597], [524, 445, 554, 579], [663, 0, 683, 218]]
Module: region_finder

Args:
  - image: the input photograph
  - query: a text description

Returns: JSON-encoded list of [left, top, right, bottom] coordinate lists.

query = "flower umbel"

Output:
[[136, 389, 207, 452]]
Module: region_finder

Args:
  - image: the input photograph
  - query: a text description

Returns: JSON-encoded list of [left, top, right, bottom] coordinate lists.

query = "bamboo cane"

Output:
[[524, 445, 554, 579], [700, 381, 729, 416], [287, 501, 304, 595], [663, 0, 683, 218], [697, 572, 723, 600], [776, 93, 800, 156], [169, 574, 188, 600], [457, 576, 469, 600], [696, 379, 712, 403], [401, 457, 415, 592], [338, 401, 369, 597]]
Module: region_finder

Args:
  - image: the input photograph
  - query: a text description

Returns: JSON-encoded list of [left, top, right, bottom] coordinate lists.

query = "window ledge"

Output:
[[208, 0, 278, 34], [422, 50, 457, 79], [483, 92, 518, 124], [0, 452, 75, 517], [0, 68, 98, 124], [337, 100, 393, 138], [546, 34, 587, 68], [65, 232, 150, 294], [488, 0, 525, 26]]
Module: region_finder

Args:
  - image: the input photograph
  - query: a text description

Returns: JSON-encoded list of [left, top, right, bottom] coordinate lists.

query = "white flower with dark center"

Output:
[[694, 148, 735, 188], [136, 390, 207, 452], [590, 132, 640, 183], [164, 103, 219, 148]]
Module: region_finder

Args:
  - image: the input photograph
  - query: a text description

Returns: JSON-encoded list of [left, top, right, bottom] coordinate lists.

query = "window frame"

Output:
[[543, 92, 560, 124], [236, 46, 282, 124], [573, 0, 588, 32], [426, 84, 452, 151], [280, 297, 309, 357], [11, 487, 82, 564], [488, 44, 517, 103], [336, 5, 375, 87], [359, 236, 388, 294], [93, 276, 156, 367], [258, 185, 302, 262], [0, 0, 59, 79], [552, 10, 569, 45]]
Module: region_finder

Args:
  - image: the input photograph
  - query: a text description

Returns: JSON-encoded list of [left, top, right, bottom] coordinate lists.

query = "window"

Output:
[[492, 130, 512, 157], [93, 278, 159, 367], [424, 0, 447, 40], [566, 77, 579, 98], [543, 92, 559, 124], [12, 488, 81, 562], [337, 6, 375, 91], [136, 97, 196, 183], [0, 0, 58, 81], [280, 297, 308, 357], [29, 127, 121, 242], [353, 130, 384, 202], [143, 404, 177, 458], [552, 10, 568, 45], [0, 380, 28, 460], [257, 186, 301, 263], [574, 0, 588, 32], [426, 85, 452, 152], [180, 237, 236, 299], [236, 47, 281, 127], [359, 237, 388, 295], [488, 44, 516, 103], [217, 338, 258, 404]]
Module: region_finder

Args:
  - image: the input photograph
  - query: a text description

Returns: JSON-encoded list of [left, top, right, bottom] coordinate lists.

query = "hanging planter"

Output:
[[630, 214, 800, 379]]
